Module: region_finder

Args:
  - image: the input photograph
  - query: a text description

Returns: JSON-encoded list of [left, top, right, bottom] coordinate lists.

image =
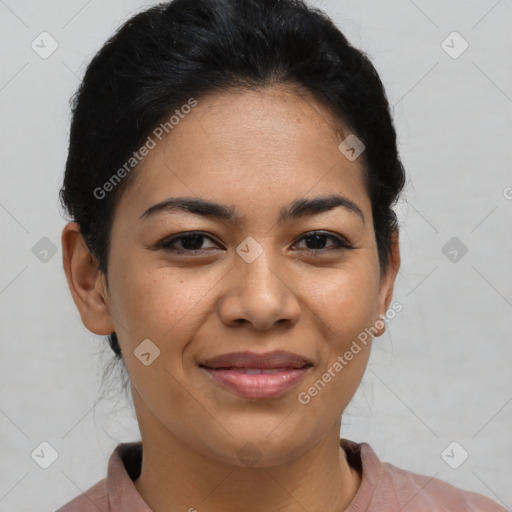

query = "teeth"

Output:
[[236, 367, 289, 374], [208, 366, 303, 374]]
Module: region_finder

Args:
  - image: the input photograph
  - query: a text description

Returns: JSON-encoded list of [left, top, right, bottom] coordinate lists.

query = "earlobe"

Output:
[[61, 222, 115, 335]]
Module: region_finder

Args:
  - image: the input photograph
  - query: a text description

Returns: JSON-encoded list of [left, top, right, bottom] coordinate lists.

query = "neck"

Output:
[[132, 411, 361, 512]]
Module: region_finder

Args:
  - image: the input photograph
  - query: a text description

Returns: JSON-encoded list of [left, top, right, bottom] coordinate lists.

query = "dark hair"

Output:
[[59, 0, 406, 366]]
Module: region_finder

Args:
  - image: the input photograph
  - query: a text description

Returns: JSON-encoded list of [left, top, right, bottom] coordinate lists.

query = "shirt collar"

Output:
[[107, 442, 151, 511], [105, 438, 382, 511]]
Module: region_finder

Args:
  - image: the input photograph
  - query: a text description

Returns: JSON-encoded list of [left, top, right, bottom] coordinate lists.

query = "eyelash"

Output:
[[155, 230, 354, 255]]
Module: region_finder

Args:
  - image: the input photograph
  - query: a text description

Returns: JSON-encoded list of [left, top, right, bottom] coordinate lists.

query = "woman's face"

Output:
[[65, 85, 399, 466]]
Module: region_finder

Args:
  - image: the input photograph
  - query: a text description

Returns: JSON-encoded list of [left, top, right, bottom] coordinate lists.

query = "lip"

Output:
[[201, 366, 312, 399], [200, 350, 313, 370], [200, 350, 313, 399]]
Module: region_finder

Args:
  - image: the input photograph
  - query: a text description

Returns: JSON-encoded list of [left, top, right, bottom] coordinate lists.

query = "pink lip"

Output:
[[200, 350, 313, 369], [201, 366, 312, 399]]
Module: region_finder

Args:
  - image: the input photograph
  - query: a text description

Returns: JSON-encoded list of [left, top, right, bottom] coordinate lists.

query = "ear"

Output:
[[61, 221, 115, 335], [374, 228, 401, 337]]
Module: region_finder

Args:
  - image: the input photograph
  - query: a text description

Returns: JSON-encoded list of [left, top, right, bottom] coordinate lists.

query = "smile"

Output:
[[200, 366, 312, 399]]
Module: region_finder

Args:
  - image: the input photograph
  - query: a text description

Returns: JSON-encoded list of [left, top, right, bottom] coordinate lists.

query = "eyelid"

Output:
[[154, 230, 353, 254], [154, 231, 222, 251], [292, 231, 353, 250]]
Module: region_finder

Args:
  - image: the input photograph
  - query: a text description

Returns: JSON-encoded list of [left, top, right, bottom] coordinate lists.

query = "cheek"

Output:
[[294, 264, 379, 419], [305, 258, 381, 341], [107, 254, 214, 350]]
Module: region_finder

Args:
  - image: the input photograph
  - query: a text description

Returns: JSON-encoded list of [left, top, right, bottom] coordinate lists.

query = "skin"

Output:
[[62, 84, 400, 512]]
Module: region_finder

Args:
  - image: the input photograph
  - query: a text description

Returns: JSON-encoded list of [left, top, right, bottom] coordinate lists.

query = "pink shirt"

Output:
[[56, 439, 507, 511]]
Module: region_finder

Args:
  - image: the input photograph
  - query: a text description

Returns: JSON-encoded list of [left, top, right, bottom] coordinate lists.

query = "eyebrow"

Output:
[[139, 194, 365, 225]]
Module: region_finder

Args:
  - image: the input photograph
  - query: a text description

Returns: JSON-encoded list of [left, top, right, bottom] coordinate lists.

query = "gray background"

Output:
[[1, 0, 511, 510]]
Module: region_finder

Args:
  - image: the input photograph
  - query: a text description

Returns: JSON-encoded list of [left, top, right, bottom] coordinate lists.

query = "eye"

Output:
[[292, 231, 353, 253], [156, 231, 221, 254], [154, 230, 353, 255]]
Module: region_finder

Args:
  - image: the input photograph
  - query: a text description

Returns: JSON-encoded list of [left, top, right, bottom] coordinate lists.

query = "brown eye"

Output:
[[293, 231, 353, 253], [157, 231, 221, 253]]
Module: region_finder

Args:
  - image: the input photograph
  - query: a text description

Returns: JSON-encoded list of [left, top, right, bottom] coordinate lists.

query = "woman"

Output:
[[56, 0, 506, 510]]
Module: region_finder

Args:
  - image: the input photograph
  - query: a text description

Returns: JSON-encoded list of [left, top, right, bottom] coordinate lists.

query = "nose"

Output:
[[218, 246, 301, 331]]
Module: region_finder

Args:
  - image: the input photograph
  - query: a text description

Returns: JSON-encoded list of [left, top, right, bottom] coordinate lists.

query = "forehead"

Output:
[[114, 85, 370, 222]]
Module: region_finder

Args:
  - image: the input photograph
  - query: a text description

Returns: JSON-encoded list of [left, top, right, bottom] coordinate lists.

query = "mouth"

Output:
[[205, 366, 308, 374], [200, 349, 313, 370], [199, 350, 313, 399]]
